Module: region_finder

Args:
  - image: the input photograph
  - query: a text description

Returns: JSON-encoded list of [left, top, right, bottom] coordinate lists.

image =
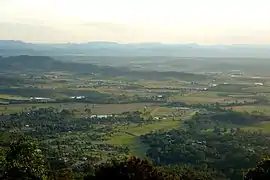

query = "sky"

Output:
[[0, 0, 269, 44]]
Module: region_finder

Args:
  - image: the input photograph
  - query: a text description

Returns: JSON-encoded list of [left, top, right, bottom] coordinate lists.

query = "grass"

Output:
[[243, 86, 270, 93], [149, 107, 177, 116], [242, 122, 270, 132], [0, 94, 29, 100], [232, 105, 270, 115], [185, 91, 221, 98], [169, 90, 256, 105], [106, 119, 181, 156], [137, 79, 187, 89], [169, 91, 232, 104], [170, 95, 232, 104]]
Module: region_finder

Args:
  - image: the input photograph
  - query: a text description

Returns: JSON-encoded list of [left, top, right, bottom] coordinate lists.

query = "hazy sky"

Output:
[[0, 0, 269, 44]]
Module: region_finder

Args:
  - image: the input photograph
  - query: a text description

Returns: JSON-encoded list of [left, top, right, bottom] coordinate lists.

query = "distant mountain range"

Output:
[[0, 40, 270, 57]]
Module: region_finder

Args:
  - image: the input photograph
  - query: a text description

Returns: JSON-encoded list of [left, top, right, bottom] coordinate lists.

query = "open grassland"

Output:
[[209, 84, 251, 93], [137, 80, 188, 89], [243, 86, 270, 93], [149, 107, 177, 116], [169, 91, 256, 105], [242, 121, 270, 132], [231, 105, 270, 115], [106, 119, 181, 156], [68, 87, 125, 95], [170, 94, 231, 104], [0, 94, 29, 100]]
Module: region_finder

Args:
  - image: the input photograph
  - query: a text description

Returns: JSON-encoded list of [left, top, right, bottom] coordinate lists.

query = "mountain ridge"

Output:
[[1, 40, 270, 48], [1, 40, 270, 57]]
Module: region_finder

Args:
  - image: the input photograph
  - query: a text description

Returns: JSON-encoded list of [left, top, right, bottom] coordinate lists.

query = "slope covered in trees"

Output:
[[0, 55, 206, 81], [0, 136, 269, 180]]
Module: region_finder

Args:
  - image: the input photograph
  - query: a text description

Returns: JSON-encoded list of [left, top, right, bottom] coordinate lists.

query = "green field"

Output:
[[232, 105, 270, 115], [107, 119, 181, 156], [0, 94, 29, 100], [242, 121, 270, 132]]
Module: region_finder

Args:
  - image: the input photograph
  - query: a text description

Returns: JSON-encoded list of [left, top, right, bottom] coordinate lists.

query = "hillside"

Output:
[[0, 55, 206, 80]]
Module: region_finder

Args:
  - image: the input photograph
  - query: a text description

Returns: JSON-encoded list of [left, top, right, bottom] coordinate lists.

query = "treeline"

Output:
[[166, 99, 267, 111], [1, 93, 166, 105]]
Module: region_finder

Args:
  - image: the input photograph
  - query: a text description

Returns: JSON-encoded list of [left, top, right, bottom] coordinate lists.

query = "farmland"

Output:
[[1, 55, 270, 179]]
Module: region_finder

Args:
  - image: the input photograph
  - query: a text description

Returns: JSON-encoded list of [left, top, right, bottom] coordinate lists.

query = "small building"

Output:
[[70, 96, 85, 99], [90, 115, 112, 119]]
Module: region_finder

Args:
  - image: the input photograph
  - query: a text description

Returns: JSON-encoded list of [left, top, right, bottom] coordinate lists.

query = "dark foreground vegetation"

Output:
[[0, 135, 269, 180]]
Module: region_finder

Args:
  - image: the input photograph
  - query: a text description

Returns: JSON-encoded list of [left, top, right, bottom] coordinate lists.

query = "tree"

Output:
[[245, 158, 270, 180], [0, 148, 6, 177], [162, 164, 227, 180], [84, 156, 177, 180], [54, 168, 73, 180], [85, 108, 92, 116], [2, 136, 47, 180]]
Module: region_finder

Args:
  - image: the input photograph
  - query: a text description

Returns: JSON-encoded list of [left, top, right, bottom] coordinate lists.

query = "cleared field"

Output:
[[243, 86, 270, 93], [185, 91, 221, 98], [0, 94, 29, 100], [170, 90, 256, 104], [150, 107, 177, 116], [170, 95, 232, 104], [242, 121, 270, 132], [106, 119, 180, 156], [137, 80, 188, 89], [232, 105, 270, 115]]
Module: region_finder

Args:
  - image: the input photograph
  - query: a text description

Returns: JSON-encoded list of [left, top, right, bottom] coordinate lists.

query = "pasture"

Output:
[[242, 122, 270, 132], [106, 118, 181, 156], [232, 105, 270, 115]]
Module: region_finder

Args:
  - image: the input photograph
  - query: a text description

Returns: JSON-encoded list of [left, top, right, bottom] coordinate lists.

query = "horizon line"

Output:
[[1, 39, 270, 46]]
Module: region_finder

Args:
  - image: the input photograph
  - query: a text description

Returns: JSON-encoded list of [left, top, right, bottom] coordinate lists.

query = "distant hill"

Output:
[[0, 55, 206, 80], [0, 55, 118, 74], [0, 40, 270, 57]]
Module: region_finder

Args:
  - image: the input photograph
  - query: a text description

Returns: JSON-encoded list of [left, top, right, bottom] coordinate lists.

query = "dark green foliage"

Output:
[[1, 136, 47, 180], [85, 156, 178, 180], [245, 158, 270, 180], [141, 121, 270, 180], [210, 111, 269, 125], [0, 76, 27, 87], [0, 136, 270, 180], [209, 84, 250, 93], [162, 165, 227, 180]]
